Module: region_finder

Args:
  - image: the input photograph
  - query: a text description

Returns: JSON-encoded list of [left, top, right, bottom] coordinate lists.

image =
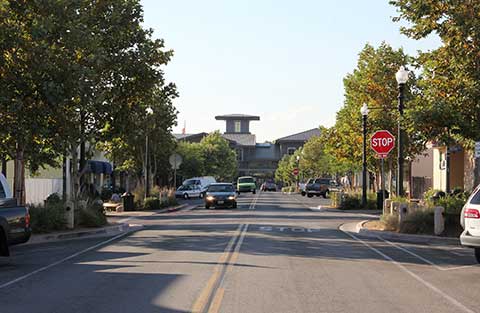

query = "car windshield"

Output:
[[238, 177, 254, 184], [208, 185, 234, 192], [315, 179, 330, 184]]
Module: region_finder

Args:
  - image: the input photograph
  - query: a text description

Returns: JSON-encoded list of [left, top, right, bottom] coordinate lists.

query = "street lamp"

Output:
[[296, 155, 300, 190], [360, 103, 369, 208], [145, 107, 154, 199], [395, 66, 409, 197]]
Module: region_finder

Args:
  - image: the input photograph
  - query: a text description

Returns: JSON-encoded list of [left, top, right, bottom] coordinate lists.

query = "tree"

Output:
[[175, 132, 237, 182], [200, 132, 237, 181], [391, 0, 480, 186], [329, 42, 421, 190]]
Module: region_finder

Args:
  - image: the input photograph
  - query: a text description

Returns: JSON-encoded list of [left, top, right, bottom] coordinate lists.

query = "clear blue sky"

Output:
[[140, 0, 440, 142]]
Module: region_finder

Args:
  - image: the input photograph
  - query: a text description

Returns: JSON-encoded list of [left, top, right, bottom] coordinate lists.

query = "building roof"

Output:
[[215, 114, 260, 121], [276, 128, 321, 143], [173, 133, 208, 141], [221, 133, 256, 146]]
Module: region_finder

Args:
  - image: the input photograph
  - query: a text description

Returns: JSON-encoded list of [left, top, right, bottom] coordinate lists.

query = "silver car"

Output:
[[175, 184, 203, 199]]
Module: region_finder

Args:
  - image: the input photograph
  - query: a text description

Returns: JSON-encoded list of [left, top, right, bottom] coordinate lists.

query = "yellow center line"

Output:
[[191, 224, 244, 313], [207, 288, 225, 313]]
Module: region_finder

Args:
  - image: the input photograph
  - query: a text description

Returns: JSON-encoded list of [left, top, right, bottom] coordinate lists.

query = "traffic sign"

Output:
[[371, 130, 395, 158], [169, 153, 183, 170], [293, 168, 299, 176], [475, 142, 480, 158]]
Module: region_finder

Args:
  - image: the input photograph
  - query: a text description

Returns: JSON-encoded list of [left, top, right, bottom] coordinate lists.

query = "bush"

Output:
[[78, 202, 107, 228], [436, 195, 466, 215], [29, 202, 66, 233], [339, 192, 377, 210], [132, 184, 145, 209], [144, 197, 161, 210], [380, 214, 399, 231], [45, 193, 62, 205], [399, 209, 434, 234], [100, 187, 113, 201]]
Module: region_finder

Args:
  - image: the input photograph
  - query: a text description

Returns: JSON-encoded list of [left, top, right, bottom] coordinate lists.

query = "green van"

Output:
[[237, 176, 256, 194]]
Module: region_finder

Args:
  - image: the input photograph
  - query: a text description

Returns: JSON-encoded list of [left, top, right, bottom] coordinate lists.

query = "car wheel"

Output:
[[301, 191, 306, 196], [232, 202, 237, 209], [307, 193, 313, 198], [183, 193, 189, 200], [205, 204, 210, 209], [252, 189, 256, 194], [475, 248, 480, 264], [323, 191, 329, 199], [316, 194, 320, 197], [0, 230, 9, 257]]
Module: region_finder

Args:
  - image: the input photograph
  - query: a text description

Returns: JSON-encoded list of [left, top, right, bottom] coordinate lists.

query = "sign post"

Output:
[[371, 130, 396, 210], [475, 142, 480, 159], [169, 153, 183, 188]]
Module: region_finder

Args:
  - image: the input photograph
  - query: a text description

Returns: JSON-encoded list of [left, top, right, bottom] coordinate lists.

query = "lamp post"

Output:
[[145, 107, 154, 199], [360, 103, 369, 208], [395, 66, 409, 197]]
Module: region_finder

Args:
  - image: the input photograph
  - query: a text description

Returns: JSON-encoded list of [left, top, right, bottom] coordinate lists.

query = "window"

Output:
[[234, 120, 241, 133], [287, 147, 296, 155], [236, 148, 243, 161]]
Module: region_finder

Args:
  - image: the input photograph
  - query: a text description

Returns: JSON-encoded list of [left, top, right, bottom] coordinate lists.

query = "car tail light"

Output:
[[464, 208, 480, 219], [25, 211, 30, 228]]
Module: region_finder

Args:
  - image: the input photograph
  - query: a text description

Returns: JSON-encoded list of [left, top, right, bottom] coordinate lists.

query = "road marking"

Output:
[[208, 224, 249, 313], [191, 224, 244, 313], [208, 287, 225, 313], [248, 192, 260, 210], [0, 231, 132, 290], [379, 237, 476, 271], [342, 231, 476, 313]]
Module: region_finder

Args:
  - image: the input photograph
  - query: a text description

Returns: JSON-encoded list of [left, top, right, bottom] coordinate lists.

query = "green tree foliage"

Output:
[[391, 0, 480, 144], [0, 0, 178, 206], [176, 132, 237, 181], [331, 42, 420, 174], [300, 127, 342, 177]]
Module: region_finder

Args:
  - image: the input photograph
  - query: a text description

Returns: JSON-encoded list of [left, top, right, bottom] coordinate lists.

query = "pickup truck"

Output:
[[0, 173, 31, 256], [305, 178, 331, 198]]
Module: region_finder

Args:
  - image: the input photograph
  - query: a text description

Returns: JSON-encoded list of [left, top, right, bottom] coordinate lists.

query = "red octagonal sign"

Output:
[[370, 130, 395, 158]]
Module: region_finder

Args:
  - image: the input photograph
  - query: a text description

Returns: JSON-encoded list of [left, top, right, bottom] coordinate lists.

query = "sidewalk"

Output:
[[340, 220, 460, 246], [27, 203, 192, 245]]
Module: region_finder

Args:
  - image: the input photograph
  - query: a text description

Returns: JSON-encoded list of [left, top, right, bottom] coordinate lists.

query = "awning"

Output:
[[87, 160, 113, 175]]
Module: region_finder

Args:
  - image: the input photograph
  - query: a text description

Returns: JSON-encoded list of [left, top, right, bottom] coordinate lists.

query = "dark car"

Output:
[[306, 178, 330, 198], [0, 174, 31, 256], [261, 181, 277, 192], [205, 183, 237, 209]]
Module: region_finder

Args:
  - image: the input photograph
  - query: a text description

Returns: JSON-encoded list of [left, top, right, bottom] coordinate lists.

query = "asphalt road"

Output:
[[1, 191, 480, 313]]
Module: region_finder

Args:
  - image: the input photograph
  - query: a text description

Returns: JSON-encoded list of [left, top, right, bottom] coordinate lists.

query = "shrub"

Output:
[[29, 202, 66, 233], [100, 187, 113, 201], [144, 197, 161, 210], [436, 195, 466, 215], [339, 192, 377, 210], [132, 184, 145, 209], [399, 209, 434, 234], [78, 202, 107, 228], [380, 214, 399, 231]]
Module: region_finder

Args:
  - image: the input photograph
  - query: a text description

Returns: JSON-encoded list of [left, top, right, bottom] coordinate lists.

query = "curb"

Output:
[[340, 220, 460, 246], [26, 223, 143, 245]]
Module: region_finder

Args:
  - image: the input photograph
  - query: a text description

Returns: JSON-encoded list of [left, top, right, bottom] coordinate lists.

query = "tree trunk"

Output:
[[1, 158, 6, 177], [13, 145, 25, 205]]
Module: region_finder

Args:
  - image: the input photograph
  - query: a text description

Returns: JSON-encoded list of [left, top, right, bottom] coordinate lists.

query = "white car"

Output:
[[182, 176, 216, 194], [175, 184, 203, 199], [460, 184, 480, 263]]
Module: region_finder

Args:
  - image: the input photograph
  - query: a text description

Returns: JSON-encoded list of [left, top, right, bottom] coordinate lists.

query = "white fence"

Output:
[[25, 178, 62, 205]]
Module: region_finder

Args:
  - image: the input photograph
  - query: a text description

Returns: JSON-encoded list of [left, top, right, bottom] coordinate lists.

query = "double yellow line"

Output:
[[191, 223, 249, 313], [248, 191, 260, 210]]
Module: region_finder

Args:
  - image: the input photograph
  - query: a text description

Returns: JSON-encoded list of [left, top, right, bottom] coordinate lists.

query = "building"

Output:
[[174, 114, 321, 180]]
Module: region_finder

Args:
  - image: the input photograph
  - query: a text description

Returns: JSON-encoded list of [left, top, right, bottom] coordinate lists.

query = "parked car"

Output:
[[0, 174, 31, 256], [460, 184, 480, 263], [329, 180, 341, 192], [305, 178, 330, 198], [237, 176, 256, 194], [261, 181, 277, 192], [175, 184, 203, 199], [182, 176, 216, 195], [205, 183, 237, 209]]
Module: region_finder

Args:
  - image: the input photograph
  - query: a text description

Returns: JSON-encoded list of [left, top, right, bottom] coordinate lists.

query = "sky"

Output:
[[140, 0, 440, 142]]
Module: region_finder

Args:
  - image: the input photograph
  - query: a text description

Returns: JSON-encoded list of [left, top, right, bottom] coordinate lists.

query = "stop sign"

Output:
[[370, 130, 395, 157], [293, 168, 299, 176]]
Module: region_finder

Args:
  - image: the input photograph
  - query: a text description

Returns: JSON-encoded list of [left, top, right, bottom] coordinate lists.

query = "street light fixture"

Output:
[[395, 66, 409, 197], [145, 107, 154, 199], [360, 103, 369, 208]]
